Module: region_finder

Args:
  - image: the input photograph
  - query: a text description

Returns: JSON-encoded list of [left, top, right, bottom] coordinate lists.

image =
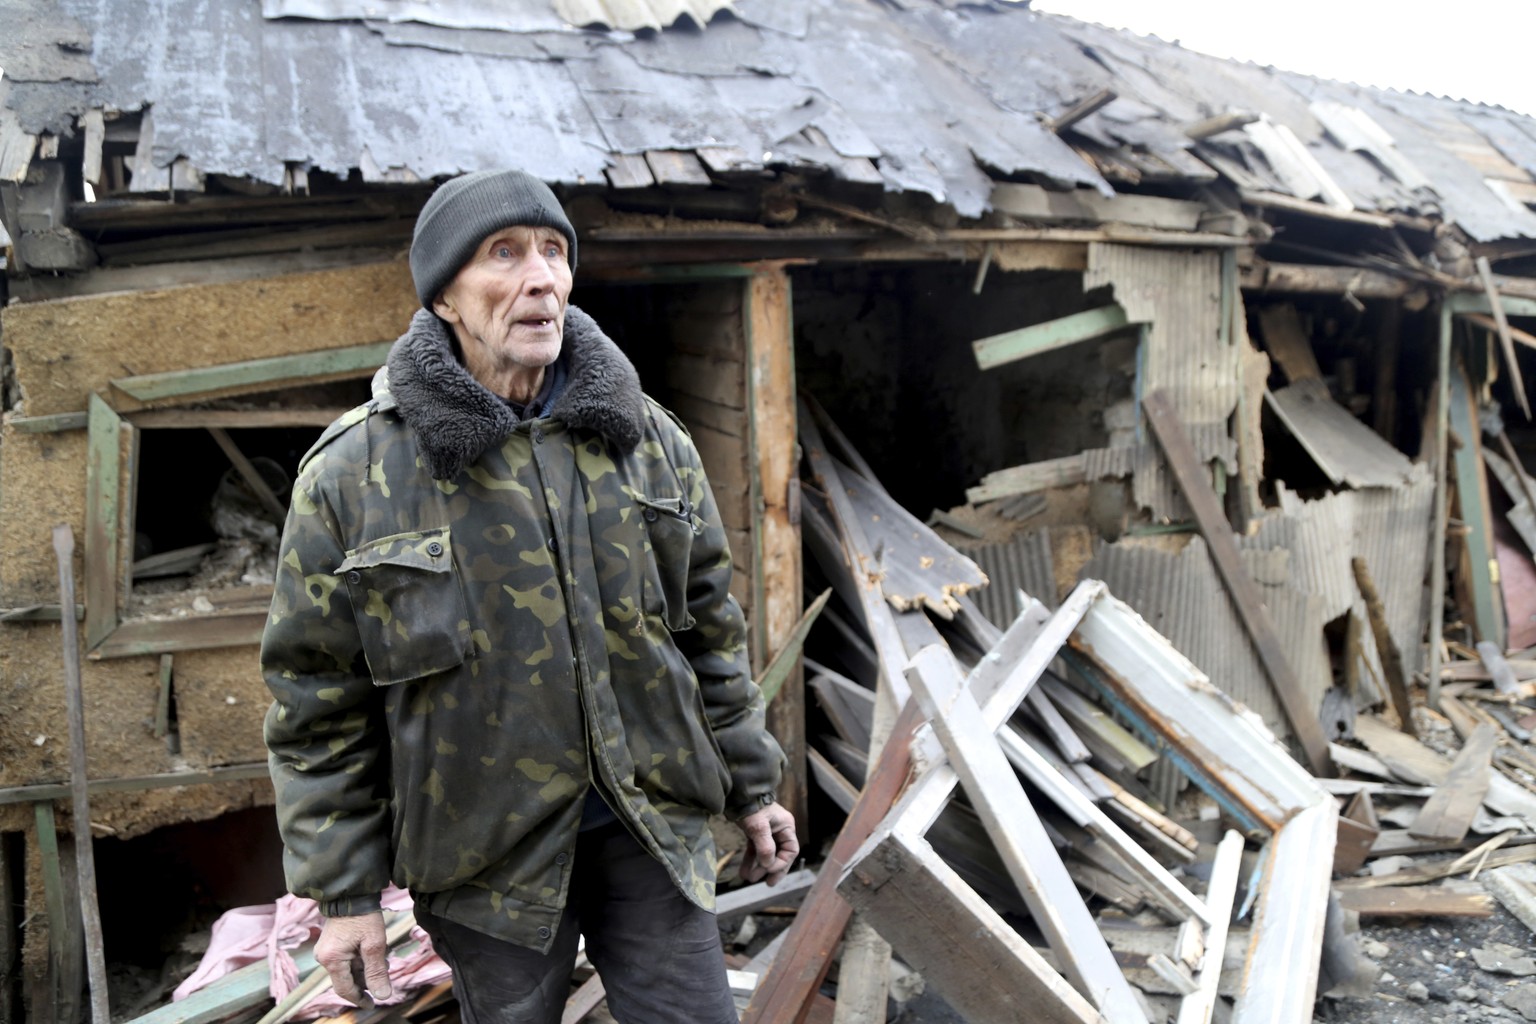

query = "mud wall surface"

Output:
[[1, 260, 420, 787]]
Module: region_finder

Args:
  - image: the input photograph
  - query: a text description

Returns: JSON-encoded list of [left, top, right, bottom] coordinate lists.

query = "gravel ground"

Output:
[[1319, 901, 1536, 1024]]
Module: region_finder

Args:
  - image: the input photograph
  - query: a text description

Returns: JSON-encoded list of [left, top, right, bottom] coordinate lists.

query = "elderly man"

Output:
[[262, 169, 796, 1024]]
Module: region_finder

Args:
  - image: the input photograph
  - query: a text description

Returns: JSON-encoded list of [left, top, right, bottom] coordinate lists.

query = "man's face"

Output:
[[432, 224, 574, 379]]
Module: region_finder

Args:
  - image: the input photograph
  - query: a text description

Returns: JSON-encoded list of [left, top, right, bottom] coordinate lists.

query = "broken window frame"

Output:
[[82, 341, 391, 660], [837, 583, 1337, 1024]]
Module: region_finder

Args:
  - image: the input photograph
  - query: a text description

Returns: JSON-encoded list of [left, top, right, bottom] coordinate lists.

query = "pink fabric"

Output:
[[173, 886, 452, 1020]]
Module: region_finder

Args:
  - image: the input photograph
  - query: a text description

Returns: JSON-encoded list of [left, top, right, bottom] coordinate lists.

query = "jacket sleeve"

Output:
[[665, 421, 787, 819], [261, 462, 391, 917]]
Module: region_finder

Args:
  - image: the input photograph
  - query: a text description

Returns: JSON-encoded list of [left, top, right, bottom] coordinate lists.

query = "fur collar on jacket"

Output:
[[381, 304, 646, 479]]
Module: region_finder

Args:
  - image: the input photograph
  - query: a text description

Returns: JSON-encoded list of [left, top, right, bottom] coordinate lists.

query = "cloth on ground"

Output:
[[173, 884, 451, 1019]]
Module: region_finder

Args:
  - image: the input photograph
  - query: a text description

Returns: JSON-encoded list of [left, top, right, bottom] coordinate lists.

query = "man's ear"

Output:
[[431, 292, 461, 324]]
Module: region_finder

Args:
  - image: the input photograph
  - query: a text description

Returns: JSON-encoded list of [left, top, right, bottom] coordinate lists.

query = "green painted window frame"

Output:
[[83, 342, 390, 659]]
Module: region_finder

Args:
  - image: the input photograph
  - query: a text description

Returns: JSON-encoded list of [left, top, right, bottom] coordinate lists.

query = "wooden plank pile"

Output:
[[733, 406, 1349, 1024]]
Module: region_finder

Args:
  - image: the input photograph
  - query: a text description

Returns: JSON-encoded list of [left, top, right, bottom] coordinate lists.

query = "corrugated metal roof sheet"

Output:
[[1266, 379, 1416, 488], [967, 529, 1058, 626], [1243, 490, 1358, 621], [1086, 244, 1236, 521], [6, 0, 1536, 237], [261, 0, 572, 31], [1350, 467, 1434, 682], [554, 0, 734, 31]]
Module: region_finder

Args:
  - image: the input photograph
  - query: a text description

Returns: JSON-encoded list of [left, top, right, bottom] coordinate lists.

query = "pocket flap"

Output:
[[336, 527, 453, 576]]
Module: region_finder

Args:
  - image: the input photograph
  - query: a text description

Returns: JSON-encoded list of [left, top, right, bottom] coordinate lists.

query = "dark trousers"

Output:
[[415, 821, 739, 1024]]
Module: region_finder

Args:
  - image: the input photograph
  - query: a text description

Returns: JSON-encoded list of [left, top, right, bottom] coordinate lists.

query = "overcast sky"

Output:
[[1030, 0, 1536, 117]]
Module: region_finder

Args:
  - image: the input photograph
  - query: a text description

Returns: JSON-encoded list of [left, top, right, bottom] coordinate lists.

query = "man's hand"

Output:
[[737, 801, 799, 885], [315, 912, 393, 1007]]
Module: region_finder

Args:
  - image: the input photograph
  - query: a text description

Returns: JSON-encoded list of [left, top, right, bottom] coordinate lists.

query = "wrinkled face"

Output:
[[431, 224, 574, 381]]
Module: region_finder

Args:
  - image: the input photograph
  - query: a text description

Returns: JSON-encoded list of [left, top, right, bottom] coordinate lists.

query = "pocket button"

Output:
[[426, 541, 443, 557], [346, 570, 362, 584], [643, 508, 658, 522]]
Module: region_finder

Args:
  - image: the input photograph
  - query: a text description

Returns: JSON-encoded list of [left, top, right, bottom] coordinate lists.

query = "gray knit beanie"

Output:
[[409, 169, 578, 308]]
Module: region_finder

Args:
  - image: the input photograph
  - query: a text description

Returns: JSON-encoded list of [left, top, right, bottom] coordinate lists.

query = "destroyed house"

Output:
[[4, 0, 1536, 1020]]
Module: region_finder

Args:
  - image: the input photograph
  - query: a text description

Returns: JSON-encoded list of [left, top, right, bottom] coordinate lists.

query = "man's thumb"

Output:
[[364, 954, 393, 999]]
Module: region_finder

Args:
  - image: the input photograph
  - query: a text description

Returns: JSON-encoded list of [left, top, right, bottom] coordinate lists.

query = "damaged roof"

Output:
[[5, 0, 1536, 237]]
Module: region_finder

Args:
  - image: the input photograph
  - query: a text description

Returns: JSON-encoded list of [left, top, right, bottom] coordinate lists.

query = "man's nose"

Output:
[[523, 253, 556, 293]]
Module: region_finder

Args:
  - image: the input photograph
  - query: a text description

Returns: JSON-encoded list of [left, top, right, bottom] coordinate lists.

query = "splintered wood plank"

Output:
[[110, 342, 391, 403], [1409, 723, 1499, 842], [1038, 676, 1157, 771], [839, 827, 1100, 1024], [207, 427, 288, 522], [1352, 557, 1415, 735], [740, 700, 924, 1024], [88, 612, 266, 659], [1142, 389, 1332, 776], [838, 465, 988, 618], [905, 647, 1149, 1023], [1477, 256, 1531, 420], [971, 305, 1133, 370], [645, 150, 712, 187], [1177, 830, 1244, 1024], [1476, 641, 1524, 696], [966, 454, 1087, 503], [84, 394, 124, 650], [1255, 304, 1323, 383], [604, 152, 654, 189], [1349, 717, 1536, 828], [1336, 885, 1493, 919], [995, 727, 1209, 924], [798, 408, 911, 703]]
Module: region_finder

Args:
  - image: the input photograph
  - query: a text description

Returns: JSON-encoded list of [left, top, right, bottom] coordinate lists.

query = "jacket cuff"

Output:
[[730, 791, 778, 821], [320, 893, 384, 918]]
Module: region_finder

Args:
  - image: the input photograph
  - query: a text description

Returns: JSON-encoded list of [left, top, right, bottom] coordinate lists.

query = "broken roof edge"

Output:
[[1043, 11, 1534, 122], [260, 0, 740, 35]]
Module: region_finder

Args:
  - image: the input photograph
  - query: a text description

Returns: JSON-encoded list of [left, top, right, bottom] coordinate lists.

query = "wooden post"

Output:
[[53, 526, 110, 1024], [743, 266, 806, 837], [33, 802, 83, 1024], [1448, 361, 1504, 647], [1428, 303, 1453, 710], [1372, 302, 1402, 443], [84, 396, 124, 652], [1142, 390, 1332, 776]]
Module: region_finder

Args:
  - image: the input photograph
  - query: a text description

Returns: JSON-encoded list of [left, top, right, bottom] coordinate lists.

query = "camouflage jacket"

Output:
[[262, 305, 784, 952]]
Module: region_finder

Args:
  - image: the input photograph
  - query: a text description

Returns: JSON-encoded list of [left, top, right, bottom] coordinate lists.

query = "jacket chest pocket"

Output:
[[336, 526, 471, 685], [636, 495, 698, 633]]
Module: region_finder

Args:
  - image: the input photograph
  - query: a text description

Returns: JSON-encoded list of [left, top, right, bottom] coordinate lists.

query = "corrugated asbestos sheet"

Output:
[[1085, 244, 1235, 521], [1081, 536, 1332, 742], [967, 529, 1057, 626], [1266, 379, 1417, 488], [7, 0, 1536, 238], [1349, 468, 1435, 682]]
